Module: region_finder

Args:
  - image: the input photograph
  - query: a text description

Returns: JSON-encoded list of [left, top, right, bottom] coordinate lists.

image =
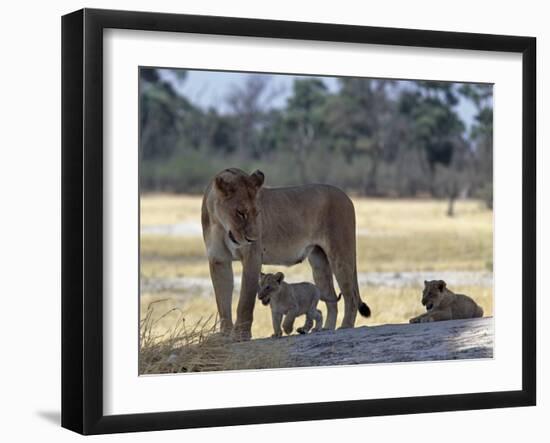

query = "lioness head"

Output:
[[422, 280, 447, 311], [258, 272, 284, 305], [213, 168, 265, 247]]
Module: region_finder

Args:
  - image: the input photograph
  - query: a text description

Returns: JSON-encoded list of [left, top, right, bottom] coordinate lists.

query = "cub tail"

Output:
[[321, 293, 342, 304]]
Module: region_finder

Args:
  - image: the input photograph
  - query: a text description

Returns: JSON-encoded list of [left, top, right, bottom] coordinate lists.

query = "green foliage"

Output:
[[138, 69, 493, 207]]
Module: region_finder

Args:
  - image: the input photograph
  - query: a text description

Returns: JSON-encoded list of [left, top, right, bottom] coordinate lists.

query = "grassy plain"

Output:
[[140, 195, 493, 346]]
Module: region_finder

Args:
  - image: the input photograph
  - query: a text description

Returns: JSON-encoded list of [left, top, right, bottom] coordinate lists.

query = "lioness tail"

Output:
[[353, 266, 371, 318], [359, 302, 371, 318]]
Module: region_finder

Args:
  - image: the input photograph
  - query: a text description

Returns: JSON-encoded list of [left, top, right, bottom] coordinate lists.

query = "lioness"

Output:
[[258, 272, 341, 337], [201, 168, 371, 340], [409, 280, 484, 323]]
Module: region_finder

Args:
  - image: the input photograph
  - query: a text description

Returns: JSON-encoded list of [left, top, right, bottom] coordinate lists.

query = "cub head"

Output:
[[421, 280, 447, 311], [258, 272, 284, 306], [213, 168, 265, 247]]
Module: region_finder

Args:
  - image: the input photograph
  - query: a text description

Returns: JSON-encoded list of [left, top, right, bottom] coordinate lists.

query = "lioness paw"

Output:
[[230, 327, 252, 342], [272, 332, 282, 338]]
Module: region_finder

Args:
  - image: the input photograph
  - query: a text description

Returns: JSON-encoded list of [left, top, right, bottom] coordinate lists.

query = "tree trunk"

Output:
[[363, 155, 379, 196], [296, 146, 309, 184], [447, 194, 456, 217]]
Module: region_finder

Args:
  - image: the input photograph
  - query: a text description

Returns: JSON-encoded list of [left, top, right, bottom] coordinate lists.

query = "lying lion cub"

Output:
[[258, 272, 341, 337], [409, 280, 484, 323]]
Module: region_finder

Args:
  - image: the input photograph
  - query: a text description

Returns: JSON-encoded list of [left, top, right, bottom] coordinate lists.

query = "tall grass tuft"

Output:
[[140, 300, 232, 374], [139, 301, 291, 374]]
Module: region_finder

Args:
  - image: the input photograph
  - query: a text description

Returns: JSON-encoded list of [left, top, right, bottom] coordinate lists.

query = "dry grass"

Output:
[[140, 197, 492, 279], [139, 300, 290, 374], [141, 284, 493, 342], [140, 194, 203, 226], [139, 194, 493, 373], [140, 300, 228, 374], [353, 198, 492, 236]]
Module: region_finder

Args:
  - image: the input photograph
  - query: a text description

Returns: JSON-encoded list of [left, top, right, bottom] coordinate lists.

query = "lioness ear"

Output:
[[437, 280, 446, 291], [215, 176, 234, 197], [249, 170, 265, 189], [275, 272, 284, 283]]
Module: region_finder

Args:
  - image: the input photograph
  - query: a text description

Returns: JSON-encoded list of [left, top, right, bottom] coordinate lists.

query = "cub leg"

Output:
[[425, 310, 453, 322], [271, 310, 283, 338], [308, 246, 338, 330], [282, 310, 298, 335], [410, 312, 430, 323], [410, 310, 452, 323], [208, 259, 234, 335], [297, 315, 314, 334], [313, 309, 323, 332], [298, 291, 322, 334]]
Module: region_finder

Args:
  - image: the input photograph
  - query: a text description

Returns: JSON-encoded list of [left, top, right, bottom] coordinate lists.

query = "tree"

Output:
[[139, 68, 193, 161], [459, 84, 493, 209], [283, 78, 329, 183], [136, 69, 492, 200], [225, 75, 277, 159], [399, 82, 469, 214], [326, 78, 397, 195]]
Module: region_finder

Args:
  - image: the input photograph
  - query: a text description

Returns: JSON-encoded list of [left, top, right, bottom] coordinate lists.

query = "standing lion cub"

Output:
[[258, 272, 341, 337], [409, 280, 484, 323]]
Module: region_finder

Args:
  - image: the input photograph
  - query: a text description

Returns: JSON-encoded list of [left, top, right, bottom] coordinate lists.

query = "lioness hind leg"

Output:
[[324, 226, 365, 329], [331, 262, 358, 328], [308, 246, 338, 330]]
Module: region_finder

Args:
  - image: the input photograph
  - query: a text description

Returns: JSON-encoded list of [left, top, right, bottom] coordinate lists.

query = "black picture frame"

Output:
[[61, 8, 536, 435]]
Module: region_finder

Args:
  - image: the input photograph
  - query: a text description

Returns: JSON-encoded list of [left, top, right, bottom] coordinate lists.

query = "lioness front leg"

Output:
[[233, 245, 262, 341], [208, 259, 234, 335], [271, 311, 283, 338]]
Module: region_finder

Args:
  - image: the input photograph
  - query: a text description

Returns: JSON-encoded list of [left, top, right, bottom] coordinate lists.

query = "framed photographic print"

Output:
[[61, 8, 536, 435]]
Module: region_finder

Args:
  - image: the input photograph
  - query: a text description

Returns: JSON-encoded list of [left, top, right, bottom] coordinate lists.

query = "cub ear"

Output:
[[424, 280, 428, 286], [275, 272, 284, 283], [215, 176, 234, 197], [249, 170, 265, 189], [437, 280, 446, 291]]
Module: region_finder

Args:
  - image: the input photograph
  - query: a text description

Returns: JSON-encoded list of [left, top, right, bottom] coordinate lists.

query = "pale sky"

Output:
[[159, 68, 483, 132]]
